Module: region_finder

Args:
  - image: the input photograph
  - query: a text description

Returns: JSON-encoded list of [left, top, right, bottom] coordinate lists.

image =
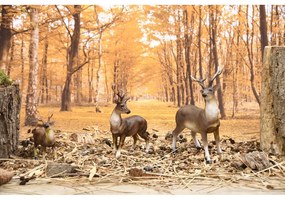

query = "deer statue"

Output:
[[172, 67, 223, 164], [28, 114, 56, 160], [110, 87, 150, 159]]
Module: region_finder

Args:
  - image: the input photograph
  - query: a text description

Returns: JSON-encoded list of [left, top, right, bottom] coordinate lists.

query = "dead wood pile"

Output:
[[0, 129, 285, 191]]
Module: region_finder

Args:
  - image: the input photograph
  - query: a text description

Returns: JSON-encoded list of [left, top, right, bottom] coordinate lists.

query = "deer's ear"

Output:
[[213, 84, 221, 91]]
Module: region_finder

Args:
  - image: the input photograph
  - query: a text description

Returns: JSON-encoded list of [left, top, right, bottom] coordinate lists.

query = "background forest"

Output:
[[0, 5, 284, 125]]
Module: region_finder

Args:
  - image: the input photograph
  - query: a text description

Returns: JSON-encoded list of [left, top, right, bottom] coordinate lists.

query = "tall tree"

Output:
[[245, 5, 260, 105], [209, 5, 226, 119], [0, 5, 14, 72], [40, 23, 49, 104], [259, 5, 268, 61], [25, 7, 39, 126], [183, 7, 195, 105], [60, 5, 88, 111]]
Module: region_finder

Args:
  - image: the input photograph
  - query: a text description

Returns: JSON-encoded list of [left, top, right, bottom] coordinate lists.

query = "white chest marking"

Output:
[[205, 102, 219, 121], [110, 112, 121, 128]]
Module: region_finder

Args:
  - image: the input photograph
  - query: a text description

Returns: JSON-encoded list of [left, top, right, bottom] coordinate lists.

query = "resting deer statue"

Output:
[[172, 67, 223, 164], [110, 90, 150, 159]]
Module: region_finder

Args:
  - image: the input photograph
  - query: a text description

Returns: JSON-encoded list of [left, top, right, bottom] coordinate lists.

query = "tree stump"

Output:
[[0, 84, 21, 158], [260, 46, 285, 155]]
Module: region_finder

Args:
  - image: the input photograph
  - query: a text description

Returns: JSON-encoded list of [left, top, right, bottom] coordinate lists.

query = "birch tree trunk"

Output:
[[25, 7, 39, 126]]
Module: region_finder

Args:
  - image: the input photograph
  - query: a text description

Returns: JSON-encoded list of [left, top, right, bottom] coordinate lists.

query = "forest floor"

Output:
[[1, 100, 285, 195]]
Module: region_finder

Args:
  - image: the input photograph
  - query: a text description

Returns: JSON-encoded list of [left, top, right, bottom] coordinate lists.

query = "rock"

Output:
[[102, 138, 112, 147], [0, 168, 13, 185], [231, 159, 246, 170], [70, 133, 94, 144], [165, 132, 173, 141], [46, 162, 77, 177], [143, 165, 153, 172], [153, 134, 158, 139]]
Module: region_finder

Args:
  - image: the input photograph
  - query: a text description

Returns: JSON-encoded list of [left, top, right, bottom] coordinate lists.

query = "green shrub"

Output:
[[0, 69, 13, 86]]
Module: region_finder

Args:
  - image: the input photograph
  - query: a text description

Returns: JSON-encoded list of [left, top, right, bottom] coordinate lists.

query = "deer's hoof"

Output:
[[205, 160, 212, 164], [196, 146, 202, 150]]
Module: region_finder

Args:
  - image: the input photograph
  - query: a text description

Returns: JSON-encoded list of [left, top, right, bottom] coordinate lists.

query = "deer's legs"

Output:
[[112, 134, 118, 152], [52, 146, 57, 160], [172, 126, 184, 152], [138, 131, 150, 153], [191, 131, 201, 149], [132, 134, 138, 149], [34, 146, 38, 159], [201, 133, 212, 164], [42, 147, 46, 160], [116, 135, 126, 159], [214, 129, 222, 154]]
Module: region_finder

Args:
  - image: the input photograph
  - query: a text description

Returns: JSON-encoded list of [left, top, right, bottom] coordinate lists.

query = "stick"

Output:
[[256, 161, 285, 174]]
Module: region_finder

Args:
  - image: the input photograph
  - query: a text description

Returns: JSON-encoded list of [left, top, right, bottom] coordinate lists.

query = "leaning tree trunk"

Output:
[[0, 84, 20, 158], [260, 46, 285, 155]]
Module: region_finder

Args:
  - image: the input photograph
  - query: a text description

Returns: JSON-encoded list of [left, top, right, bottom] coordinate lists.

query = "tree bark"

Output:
[[183, 8, 195, 106], [0, 5, 13, 72], [259, 5, 268, 61], [260, 46, 285, 155], [210, 5, 226, 119], [61, 5, 81, 111], [41, 24, 49, 104], [25, 7, 39, 126], [0, 84, 21, 158], [246, 5, 260, 105]]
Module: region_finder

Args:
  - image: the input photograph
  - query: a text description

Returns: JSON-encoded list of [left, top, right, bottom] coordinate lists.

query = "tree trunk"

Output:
[[246, 6, 260, 105], [41, 25, 49, 104], [88, 56, 94, 103], [0, 5, 13, 72], [7, 37, 14, 76], [183, 8, 195, 106], [60, 5, 81, 111], [198, 6, 203, 79], [20, 34, 25, 94], [25, 7, 39, 126], [0, 84, 21, 158], [210, 5, 226, 119], [260, 46, 285, 155], [259, 5, 268, 61]]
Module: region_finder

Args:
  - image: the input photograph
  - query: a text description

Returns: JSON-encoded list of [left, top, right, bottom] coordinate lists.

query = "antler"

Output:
[[209, 67, 223, 87], [47, 114, 53, 122], [191, 75, 207, 89]]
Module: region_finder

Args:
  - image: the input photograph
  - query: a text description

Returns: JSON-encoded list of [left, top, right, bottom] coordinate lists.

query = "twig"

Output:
[[173, 166, 192, 191], [256, 161, 285, 174]]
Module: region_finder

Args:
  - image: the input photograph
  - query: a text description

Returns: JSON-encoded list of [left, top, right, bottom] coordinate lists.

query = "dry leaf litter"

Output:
[[1, 127, 285, 192]]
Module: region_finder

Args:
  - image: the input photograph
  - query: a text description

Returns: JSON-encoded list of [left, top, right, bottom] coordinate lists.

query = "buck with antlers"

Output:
[[28, 114, 56, 160], [172, 67, 223, 164], [110, 88, 150, 158]]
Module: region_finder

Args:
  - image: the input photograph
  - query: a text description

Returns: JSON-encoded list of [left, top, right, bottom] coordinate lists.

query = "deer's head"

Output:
[[37, 114, 55, 129], [191, 67, 223, 101], [114, 90, 131, 114]]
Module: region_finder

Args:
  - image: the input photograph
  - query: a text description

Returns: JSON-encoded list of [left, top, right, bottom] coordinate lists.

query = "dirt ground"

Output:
[[1, 100, 285, 195]]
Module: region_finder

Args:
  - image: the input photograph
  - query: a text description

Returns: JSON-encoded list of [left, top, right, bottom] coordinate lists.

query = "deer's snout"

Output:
[[126, 110, 131, 114]]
